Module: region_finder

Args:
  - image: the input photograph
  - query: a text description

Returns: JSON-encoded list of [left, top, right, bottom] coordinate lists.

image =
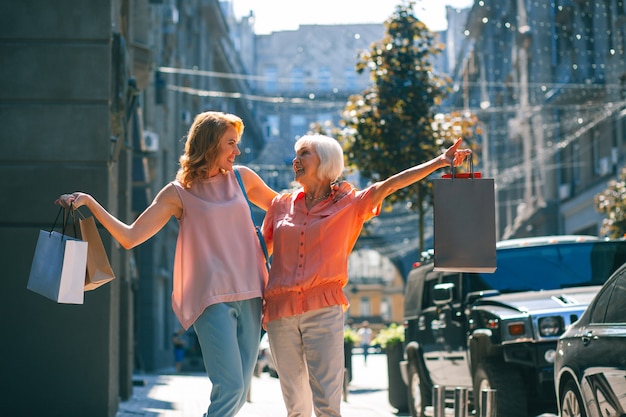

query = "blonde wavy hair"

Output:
[[176, 111, 244, 188]]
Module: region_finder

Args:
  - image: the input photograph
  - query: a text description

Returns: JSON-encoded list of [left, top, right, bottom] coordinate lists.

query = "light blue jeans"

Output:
[[193, 297, 262, 417]]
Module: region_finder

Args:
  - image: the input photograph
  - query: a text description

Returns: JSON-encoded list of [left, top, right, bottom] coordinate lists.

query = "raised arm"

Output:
[[237, 165, 278, 211], [56, 183, 182, 249], [369, 138, 471, 208]]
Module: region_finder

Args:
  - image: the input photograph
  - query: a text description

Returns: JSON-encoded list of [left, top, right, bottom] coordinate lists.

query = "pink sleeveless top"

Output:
[[171, 171, 268, 329]]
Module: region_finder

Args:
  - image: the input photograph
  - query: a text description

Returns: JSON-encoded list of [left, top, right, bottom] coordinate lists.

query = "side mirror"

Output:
[[432, 282, 454, 306]]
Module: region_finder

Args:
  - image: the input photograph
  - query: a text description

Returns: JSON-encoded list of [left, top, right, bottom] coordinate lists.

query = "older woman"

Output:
[[261, 134, 470, 417], [57, 111, 277, 417]]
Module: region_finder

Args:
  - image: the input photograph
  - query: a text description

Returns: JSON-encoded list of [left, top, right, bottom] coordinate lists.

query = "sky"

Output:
[[232, 0, 475, 35]]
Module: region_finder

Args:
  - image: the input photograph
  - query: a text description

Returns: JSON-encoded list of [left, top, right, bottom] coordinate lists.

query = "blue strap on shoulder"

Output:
[[234, 167, 270, 272]]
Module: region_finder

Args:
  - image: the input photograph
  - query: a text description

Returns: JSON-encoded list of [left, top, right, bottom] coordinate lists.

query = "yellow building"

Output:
[[344, 249, 405, 331]]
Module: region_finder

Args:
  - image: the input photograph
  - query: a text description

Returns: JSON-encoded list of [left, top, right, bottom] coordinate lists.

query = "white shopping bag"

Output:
[[27, 229, 88, 304]]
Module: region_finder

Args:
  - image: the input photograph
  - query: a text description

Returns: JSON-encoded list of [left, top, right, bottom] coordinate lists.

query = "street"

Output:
[[117, 352, 561, 417], [117, 352, 404, 417]]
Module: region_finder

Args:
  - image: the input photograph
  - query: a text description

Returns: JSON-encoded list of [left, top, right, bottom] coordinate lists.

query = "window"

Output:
[[290, 115, 307, 140], [604, 272, 626, 323], [617, 0, 626, 54], [360, 296, 371, 317], [590, 278, 614, 323], [469, 242, 626, 294], [318, 67, 331, 90], [381, 297, 391, 322], [264, 66, 278, 92], [316, 113, 333, 126], [291, 67, 304, 91], [588, 269, 626, 324], [265, 115, 280, 140], [344, 67, 357, 90]]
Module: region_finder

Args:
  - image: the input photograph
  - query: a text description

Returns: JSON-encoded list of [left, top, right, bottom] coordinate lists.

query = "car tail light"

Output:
[[508, 322, 526, 336]]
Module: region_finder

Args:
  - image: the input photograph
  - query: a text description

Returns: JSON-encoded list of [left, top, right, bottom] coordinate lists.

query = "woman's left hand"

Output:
[[444, 138, 472, 166], [331, 181, 352, 201]]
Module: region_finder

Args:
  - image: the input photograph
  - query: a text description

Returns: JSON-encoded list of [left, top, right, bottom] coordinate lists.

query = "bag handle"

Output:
[[233, 167, 271, 273], [50, 204, 79, 238], [71, 206, 87, 220], [450, 155, 477, 179]]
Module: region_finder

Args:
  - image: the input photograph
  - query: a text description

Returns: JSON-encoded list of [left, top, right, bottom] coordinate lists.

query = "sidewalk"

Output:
[[116, 353, 402, 417]]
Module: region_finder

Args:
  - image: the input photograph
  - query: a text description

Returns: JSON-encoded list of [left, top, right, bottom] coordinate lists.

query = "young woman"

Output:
[[57, 111, 277, 417]]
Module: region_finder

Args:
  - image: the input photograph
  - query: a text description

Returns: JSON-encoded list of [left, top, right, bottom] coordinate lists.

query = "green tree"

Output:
[[595, 167, 626, 238], [339, 1, 452, 251], [432, 111, 483, 165]]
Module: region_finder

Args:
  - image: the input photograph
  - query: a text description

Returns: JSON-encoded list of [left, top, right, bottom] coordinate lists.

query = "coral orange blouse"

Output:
[[261, 183, 381, 327]]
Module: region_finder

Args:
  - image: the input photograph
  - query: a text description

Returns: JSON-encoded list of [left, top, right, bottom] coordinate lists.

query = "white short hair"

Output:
[[295, 135, 344, 181]]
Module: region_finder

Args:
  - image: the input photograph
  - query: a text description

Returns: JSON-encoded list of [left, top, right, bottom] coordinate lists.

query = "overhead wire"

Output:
[[160, 65, 626, 192]]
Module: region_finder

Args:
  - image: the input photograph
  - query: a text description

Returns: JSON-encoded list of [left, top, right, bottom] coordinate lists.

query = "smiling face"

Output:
[[211, 125, 241, 176], [293, 144, 321, 183]]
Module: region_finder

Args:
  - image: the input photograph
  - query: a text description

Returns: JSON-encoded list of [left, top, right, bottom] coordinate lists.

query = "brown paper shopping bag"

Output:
[[27, 208, 88, 304], [74, 212, 116, 291], [433, 164, 497, 272]]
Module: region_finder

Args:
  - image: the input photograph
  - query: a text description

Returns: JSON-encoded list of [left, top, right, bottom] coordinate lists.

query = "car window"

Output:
[[589, 269, 626, 324], [589, 278, 614, 323], [603, 271, 626, 324], [469, 242, 626, 293]]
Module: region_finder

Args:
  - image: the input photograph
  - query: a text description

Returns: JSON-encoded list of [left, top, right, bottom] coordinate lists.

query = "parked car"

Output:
[[554, 262, 626, 417], [255, 332, 278, 378], [398, 235, 626, 417]]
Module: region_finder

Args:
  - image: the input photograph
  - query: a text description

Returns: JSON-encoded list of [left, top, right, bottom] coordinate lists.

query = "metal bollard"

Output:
[[480, 389, 497, 417], [432, 385, 446, 417], [454, 387, 469, 417]]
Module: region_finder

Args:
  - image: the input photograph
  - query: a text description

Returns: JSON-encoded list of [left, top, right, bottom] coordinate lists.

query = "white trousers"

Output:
[[267, 305, 345, 417]]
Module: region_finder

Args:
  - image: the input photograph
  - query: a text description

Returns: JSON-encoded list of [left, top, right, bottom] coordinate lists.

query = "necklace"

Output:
[[305, 191, 331, 202]]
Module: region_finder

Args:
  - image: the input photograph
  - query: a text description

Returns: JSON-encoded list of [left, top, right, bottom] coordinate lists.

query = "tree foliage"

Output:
[[338, 1, 451, 249], [432, 111, 483, 158], [595, 167, 626, 238]]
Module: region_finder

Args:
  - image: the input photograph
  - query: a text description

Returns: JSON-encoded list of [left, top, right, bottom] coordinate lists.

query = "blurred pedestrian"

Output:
[[173, 328, 186, 373], [56, 111, 277, 417], [261, 134, 470, 417], [357, 321, 373, 365]]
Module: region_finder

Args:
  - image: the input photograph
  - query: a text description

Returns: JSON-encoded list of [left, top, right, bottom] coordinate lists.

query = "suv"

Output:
[[399, 236, 626, 417]]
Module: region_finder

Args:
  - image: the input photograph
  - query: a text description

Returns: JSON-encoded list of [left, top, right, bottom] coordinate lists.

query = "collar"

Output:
[[295, 182, 349, 202]]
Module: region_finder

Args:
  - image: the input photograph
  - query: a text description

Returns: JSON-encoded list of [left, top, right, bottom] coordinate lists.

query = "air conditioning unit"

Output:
[[143, 130, 159, 152]]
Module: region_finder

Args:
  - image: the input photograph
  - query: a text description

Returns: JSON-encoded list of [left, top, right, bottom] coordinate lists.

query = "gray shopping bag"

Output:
[[27, 210, 88, 304], [433, 170, 496, 272]]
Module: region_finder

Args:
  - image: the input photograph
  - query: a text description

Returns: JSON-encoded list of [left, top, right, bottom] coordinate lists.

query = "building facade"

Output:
[[0, 0, 265, 415], [446, 0, 626, 239], [0, 1, 147, 415], [135, 0, 264, 373]]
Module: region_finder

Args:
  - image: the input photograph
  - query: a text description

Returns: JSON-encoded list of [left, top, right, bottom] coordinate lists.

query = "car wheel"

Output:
[[473, 360, 527, 417], [560, 380, 587, 417], [407, 359, 431, 417]]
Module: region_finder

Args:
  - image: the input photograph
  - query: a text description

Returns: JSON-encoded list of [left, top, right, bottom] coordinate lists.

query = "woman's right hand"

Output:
[[55, 192, 89, 210]]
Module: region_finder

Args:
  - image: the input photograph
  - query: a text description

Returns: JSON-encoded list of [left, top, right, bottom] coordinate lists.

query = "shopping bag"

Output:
[[27, 208, 88, 304], [76, 213, 115, 291], [433, 163, 497, 272]]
